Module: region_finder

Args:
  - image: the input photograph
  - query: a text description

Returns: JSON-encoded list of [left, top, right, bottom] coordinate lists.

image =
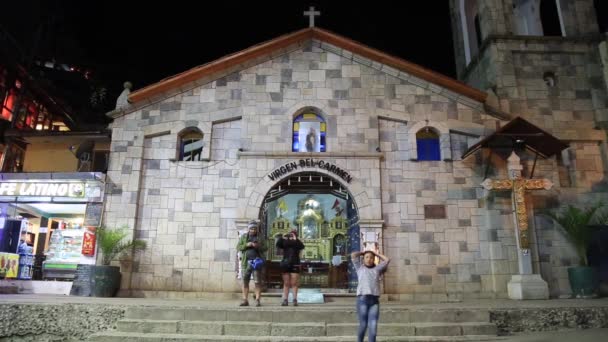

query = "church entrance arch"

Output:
[[259, 171, 360, 291]]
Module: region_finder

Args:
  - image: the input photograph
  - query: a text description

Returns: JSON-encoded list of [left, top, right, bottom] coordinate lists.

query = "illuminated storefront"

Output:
[[0, 172, 104, 281]]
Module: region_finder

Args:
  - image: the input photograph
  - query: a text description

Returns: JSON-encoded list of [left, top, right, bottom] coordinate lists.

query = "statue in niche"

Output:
[[333, 234, 346, 256], [305, 127, 316, 152], [302, 217, 318, 239], [296, 195, 323, 240]]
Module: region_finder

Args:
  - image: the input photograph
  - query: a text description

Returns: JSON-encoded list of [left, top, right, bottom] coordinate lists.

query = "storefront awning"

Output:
[[461, 117, 569, 159]]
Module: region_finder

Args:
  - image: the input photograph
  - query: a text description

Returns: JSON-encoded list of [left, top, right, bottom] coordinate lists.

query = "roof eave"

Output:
[[128, 27, 487, 106]]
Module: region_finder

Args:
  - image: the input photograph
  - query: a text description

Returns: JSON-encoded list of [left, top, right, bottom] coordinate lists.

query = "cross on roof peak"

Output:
[[303, 6, 321, 28]]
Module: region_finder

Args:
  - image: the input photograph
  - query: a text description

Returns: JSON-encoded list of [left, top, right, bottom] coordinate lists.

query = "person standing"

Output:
[[276, 229, 305, 306], [236, 220, 267, 307], [351, 250, 390, 342]]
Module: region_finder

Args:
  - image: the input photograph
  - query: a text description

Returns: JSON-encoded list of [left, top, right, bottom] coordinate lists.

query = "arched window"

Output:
[[543, 71, 556, 87], [474, 14, 483, 47], [292, 113, 326, 152], [460, 0, 481, 64], [178, 127, 204, 161], [540, 0, 563, 36], [416, 128, 441, 161]]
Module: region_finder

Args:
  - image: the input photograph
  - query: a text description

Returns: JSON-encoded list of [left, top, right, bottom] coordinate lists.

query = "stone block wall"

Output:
[[126, 119, 242, 293], [377, 105, 532, 300], [104, 36, 605, 299]]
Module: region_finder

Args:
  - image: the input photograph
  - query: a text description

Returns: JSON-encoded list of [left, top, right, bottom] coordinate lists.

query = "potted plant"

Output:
[[544, 202, 602, 298], [94, 226, 146, 297]]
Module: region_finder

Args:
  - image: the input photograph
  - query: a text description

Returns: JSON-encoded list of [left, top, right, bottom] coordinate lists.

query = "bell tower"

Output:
[[449, 0, 606, 127], [448, 0, 608, 298]]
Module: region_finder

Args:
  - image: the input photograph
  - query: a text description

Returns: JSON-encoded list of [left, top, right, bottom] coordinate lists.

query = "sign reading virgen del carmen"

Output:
[[268, 158, 353, 183], [0, 182, 85, 198]]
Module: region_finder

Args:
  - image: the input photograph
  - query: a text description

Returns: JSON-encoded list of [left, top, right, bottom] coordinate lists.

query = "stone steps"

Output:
[[89, 331, 504, 342], [88, 305, 499, 341], [113, 319, 497, 336], [123, 307, 490, 323]]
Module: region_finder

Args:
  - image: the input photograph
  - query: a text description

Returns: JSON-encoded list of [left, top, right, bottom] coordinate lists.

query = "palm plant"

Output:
[[96, 226, 146, 266], [544, 202, 603, 266]]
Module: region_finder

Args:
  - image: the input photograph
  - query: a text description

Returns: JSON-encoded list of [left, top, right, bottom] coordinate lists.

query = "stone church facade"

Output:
[[104, 0, 608, 300]]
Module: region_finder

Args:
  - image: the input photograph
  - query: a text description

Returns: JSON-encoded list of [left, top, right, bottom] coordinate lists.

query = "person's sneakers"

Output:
[[293, 299, 298, 307], [281, 299, 288, 306], [255, 299, 261, 307], [239, 300, 249, 306]]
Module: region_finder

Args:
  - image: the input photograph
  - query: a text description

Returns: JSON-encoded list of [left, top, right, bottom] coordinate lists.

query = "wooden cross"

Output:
[[481, 152, 553, 250], [304, 6, 321, 27]]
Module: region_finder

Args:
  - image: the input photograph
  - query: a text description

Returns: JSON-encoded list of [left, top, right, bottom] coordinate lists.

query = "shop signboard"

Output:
[[0, 182, 85, 198], [0, 252, 20, 278], [70, 264, 95, 297], [82, 230, 96, 256], [84, 203, 103, 227]]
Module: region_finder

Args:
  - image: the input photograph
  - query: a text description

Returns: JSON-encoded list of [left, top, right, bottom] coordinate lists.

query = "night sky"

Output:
[[2, 1, 607, 108], [2, 1, 456, 100]]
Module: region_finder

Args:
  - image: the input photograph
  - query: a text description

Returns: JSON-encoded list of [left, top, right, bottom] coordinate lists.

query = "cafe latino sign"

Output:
[[0, 181, 85, 198], [268, 158, 353, 183]]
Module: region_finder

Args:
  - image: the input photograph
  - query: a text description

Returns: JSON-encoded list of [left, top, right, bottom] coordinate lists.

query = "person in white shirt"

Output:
[[351, 250, 390, 342]]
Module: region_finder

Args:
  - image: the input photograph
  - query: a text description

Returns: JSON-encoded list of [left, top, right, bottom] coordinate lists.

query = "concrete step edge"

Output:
[[124, 307, 490, 312], [89, 331, 505, 341], [124, 309, 490, 323], [327, 322, 496, 327], [117, 319, 495, 326], [118, 319, 328, 325]]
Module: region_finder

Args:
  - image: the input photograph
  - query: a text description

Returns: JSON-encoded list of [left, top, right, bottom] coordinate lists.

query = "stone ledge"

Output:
[[490, 306, 608, 334], [0, 303, 125, 341], [238, 151, 384, 159]]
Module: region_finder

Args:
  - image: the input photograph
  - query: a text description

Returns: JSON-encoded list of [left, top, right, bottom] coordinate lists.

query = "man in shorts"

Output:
[[237, 220, 267, 306]]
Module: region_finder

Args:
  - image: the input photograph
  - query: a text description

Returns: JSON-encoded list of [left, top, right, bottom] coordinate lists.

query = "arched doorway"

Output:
[[259, 171, 360, 291]]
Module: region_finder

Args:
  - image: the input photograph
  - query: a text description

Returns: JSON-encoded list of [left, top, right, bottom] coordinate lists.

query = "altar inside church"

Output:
[[264, 192, 352, 288]]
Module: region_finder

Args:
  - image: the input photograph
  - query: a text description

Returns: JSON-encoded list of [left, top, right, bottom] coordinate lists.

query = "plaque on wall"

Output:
[[424, 205, 446, 219]]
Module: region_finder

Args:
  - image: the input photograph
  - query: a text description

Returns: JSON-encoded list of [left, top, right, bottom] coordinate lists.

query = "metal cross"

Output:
[[303, 6, 321, 27]]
